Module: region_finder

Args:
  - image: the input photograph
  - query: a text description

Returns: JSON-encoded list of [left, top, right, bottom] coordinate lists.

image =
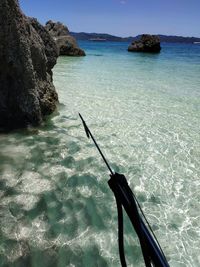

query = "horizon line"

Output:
[[69, 31, 200, 39]]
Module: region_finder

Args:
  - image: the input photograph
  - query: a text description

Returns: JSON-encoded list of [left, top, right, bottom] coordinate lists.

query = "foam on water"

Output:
[[0, 42, 200, 267]]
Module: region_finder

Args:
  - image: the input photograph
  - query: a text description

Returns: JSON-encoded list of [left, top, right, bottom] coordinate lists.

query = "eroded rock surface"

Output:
[[45, 20, 86, 57], [128, 34, 161, 53], [45, 20, 70, 37], [0, 0, 59, 130]]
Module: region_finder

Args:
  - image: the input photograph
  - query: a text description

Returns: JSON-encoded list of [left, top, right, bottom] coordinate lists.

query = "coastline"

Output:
[[0, 2, 200, 264]]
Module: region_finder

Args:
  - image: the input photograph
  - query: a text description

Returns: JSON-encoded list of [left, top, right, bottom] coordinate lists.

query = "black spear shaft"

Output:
[[79, 113, 114, 175], [79, 113, 169, 267]]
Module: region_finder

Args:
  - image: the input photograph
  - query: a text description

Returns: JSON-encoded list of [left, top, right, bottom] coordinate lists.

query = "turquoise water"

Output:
[[0, 42, 200, 267]]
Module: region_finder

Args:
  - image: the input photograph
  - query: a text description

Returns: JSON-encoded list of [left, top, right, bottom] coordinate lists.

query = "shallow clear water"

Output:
[[0, 42, 200, 267]]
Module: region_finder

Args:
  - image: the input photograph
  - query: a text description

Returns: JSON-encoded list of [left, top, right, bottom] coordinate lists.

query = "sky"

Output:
[[19, 0, 200, 37]]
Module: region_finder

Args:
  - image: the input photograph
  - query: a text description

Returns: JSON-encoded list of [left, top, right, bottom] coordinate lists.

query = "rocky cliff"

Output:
[[0, 0, 59, 131], [45, 20, 86, 56]]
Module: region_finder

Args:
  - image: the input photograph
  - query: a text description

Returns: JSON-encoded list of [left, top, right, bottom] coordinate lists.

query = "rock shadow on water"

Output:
[[88, 53, 103, 57], [125, 243, 144, 267], [38, 119, 58, 132], [81, 244, 109, 267], [149, 194, 162, 205], [45, 197, 82, 239], [8, 201, 25, 219], [25, 190, 65, 223], [82, 197, 106, 230], [47, 215, 78, 239], [27, 135, 62, 168], [24, 196, 48, 221], [0, 244, 63, 267], [0, 239, 31, 267], [0, 110, 59, 135], [66, 173, 98, 188], [0, 179, 19, 198], [75, 157, 98, 172], [57, 243, 109, 267], [27, 246, 58, 267], [0, 154, 17, 176], [66, 141, 81, 155], [68, 244, 111, 267], [61, 156, 76, 169], [57, 245, 83, 267]]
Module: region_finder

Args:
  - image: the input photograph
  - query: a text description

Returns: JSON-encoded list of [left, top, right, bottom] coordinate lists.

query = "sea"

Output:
[[0, 41, 200, 267]]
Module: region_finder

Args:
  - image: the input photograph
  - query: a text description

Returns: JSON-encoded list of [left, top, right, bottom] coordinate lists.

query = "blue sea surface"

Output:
[[0, 41, 200, 267]]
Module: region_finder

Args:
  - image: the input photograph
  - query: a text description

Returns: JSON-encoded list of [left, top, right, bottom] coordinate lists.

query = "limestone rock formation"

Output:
[[0, 0, 59, 130], [29, 18, 59, 75], [45, 20, 70, 37], [128, 34, 161, 53], [45, 21, 86, 57], [56, 36, 86, 56]]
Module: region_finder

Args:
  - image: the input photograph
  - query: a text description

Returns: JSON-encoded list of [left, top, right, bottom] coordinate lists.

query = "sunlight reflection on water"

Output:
[[0, 42, 200, 267]]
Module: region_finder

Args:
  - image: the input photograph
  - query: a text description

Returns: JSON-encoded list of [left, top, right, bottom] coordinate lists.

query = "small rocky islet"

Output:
[[128, 34, 161, 53]]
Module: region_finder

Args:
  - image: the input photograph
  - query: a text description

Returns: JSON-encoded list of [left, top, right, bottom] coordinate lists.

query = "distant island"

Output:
[[70, 32, 200, 44]]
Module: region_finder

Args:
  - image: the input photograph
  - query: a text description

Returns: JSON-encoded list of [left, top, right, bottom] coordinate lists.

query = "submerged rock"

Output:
[[45, 21, 86, 57], [0, 0, 59, 131], [128, 34, 161, 53]]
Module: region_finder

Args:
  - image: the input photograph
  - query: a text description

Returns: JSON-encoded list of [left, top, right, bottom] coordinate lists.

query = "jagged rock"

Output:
[[29, 18, 59, 74], [56, 36, 86, 56], [128, 34, 161, 53], [0, 0, 59, 131], [45, 20, 70, 37], [45, 21, 86, 57]]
